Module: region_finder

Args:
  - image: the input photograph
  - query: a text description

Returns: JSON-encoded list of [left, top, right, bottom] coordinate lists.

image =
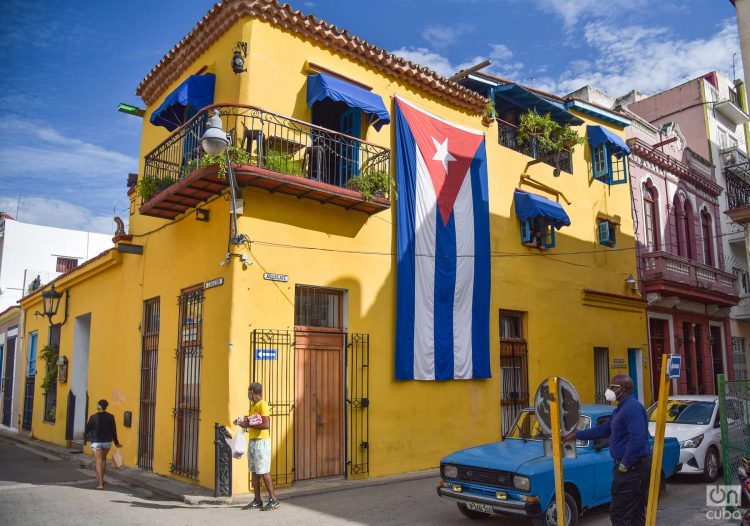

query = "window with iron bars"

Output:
[[732, 337, 748, 381], [56, 257, 79, 273], [294, 286, 342, 329], [499, 311, 528, 436]]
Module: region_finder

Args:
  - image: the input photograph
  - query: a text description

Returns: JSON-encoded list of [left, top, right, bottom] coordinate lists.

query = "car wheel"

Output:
[[532, 492, 578, 526], [702, 447, 720, 483], [456, 503, 491, 520]]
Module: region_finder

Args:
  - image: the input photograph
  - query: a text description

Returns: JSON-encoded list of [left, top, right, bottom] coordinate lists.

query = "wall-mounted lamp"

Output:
[[625, 274, 639, 292], [34, 283, 69, 327], [232, 41, 247, 74]]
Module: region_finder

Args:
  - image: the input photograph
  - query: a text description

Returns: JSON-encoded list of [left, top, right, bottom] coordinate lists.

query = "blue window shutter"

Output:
[[598, 221, 610, 244], [520, 218, 532, 243], [546, 226, 556, 249], [592, 144, 609, 182]]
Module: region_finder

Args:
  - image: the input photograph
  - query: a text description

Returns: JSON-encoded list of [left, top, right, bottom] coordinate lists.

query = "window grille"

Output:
[[56, 257, 79, 273], [138, 297, 160, 471], [294, 286, 342, 328], [732, 337, 747, 381], [594, 347, 610, 404]]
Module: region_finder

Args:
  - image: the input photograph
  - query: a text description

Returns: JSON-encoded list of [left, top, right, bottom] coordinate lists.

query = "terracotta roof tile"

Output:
[[136, 0, 486, 113]]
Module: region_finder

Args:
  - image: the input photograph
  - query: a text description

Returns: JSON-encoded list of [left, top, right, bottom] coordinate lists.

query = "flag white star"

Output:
[[432, 137, 456, 173]]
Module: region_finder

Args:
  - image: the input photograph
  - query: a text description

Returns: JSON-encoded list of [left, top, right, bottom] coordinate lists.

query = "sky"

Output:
[[0, 0, 742, 234]]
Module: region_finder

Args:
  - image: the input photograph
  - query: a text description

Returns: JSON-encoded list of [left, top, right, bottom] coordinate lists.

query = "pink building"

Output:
[[626, 116, 737, 395]]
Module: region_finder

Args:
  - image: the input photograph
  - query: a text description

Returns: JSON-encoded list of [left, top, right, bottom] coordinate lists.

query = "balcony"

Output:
[[723, 146, 750, 213], [140, 104, 391, 219], [715, 88, 749, 125], [641, 251, 738, 305], [497, 118, 573, 174]]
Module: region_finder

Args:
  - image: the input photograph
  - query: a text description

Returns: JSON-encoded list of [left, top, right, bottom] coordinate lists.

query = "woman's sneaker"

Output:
[[261, 498, 280, 511], [243, 499, 263, 510]]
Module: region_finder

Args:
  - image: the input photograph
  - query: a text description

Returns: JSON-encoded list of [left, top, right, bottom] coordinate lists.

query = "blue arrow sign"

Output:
[[667, 354, 681, 378], [255, 348, 278, 361]]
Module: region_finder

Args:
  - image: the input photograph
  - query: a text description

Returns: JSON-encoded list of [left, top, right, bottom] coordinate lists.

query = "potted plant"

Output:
[[516, 110, 583, 169], [481, 99, 496, 126], [348, 169, 393, 200], [135, 175, 179, 202]]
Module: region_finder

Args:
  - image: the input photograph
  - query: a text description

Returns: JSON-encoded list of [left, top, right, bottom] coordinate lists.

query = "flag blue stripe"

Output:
[[470, 141, 491, 379], [434, 212, 456, 380], [395, 104, 417, 380]]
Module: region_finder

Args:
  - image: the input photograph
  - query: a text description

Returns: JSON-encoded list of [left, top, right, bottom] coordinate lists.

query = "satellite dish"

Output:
[[533, 377, 581, 436]]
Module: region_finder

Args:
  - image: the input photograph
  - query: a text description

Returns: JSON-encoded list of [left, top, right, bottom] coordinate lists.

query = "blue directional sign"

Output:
[[667, 354, 682, 378], [255, 348, 277, 361]]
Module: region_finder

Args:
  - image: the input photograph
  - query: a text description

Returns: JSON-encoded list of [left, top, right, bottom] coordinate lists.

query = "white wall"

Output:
[[0, 220, 112, 311]]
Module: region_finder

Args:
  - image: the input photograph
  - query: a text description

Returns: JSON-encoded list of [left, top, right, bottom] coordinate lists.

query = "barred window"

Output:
[[732, 337, 748, 381], [295, 286, 342, 329], [56, 257, 78, 273]]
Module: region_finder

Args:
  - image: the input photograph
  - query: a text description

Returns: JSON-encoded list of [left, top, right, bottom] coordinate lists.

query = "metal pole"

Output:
[[549, 376, 566, 526], [645, 353, 671, 526]]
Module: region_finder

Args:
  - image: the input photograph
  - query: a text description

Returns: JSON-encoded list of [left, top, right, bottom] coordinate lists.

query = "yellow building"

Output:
[[20, 0, 648, 498]]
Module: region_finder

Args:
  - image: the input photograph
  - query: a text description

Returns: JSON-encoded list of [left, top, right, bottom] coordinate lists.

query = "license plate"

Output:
[[465, 502, 494, 514]]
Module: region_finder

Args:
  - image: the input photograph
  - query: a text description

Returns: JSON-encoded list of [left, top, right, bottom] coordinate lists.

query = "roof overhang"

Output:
[[565, 99, 631, 128]]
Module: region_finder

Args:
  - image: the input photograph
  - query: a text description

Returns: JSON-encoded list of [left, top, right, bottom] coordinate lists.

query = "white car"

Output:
[[646, 395, 726, 482]]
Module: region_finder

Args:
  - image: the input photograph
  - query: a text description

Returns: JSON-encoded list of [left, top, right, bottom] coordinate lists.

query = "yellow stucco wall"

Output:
[[21, 14, 648, 493]]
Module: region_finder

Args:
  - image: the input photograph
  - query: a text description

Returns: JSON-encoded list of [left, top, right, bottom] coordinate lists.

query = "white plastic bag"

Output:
[[112, 448, 124, 469], [227, 427, 246, 459]]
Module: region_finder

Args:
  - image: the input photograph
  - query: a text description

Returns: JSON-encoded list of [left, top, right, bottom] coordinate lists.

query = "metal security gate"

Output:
[[594, 347, 610, 404], [138, 297, 160, 471], [171, 287, 203, 479], [500, 341, 529, 436], [250, 329, 370, 485], [717, 374, 750, 488], [2, 336, 15, 427], [346, 333, 369, 477], [251, 330, 295, 486]]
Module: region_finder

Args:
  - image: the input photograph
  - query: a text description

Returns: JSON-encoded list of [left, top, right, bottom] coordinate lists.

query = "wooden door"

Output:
[[649, 319, 666, 398], [294, 331, 344, 480]]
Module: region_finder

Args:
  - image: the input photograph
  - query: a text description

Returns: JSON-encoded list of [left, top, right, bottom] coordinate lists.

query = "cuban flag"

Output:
[[395, 97, 491, 380]]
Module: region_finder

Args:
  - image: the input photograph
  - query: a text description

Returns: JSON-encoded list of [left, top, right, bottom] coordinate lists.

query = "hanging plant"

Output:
[[517, 110, 583, 156], [198, 146, 253, 180], [39, 344, 59, 394]]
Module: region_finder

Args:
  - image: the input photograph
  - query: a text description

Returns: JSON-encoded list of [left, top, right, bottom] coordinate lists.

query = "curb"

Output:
[[0, 430, 440, 506]]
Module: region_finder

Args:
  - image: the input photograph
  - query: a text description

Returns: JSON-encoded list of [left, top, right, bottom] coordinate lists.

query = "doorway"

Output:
[[1, 336, 13, 427], [649, 319, 667, 400], [627, 348, 644, 404], [294, 286, 345, 481], [70, 314, 91, 440], [709, 325, 724, 393]]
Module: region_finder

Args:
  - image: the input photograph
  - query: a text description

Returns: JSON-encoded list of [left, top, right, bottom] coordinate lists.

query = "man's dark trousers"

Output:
[[610, 456, 651, 526]]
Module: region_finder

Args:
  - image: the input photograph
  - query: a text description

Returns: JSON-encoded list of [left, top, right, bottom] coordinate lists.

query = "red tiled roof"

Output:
[[135, 0, 487, 113]]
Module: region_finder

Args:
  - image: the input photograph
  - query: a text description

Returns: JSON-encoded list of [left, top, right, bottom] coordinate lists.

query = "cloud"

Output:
[[392, 41, 524, 80], [0, 115, 134, 231], [421, 23, 474, 48], [539, 18, 742, 96], [0, 195, 121, 235], [534, 0, 648, 29]]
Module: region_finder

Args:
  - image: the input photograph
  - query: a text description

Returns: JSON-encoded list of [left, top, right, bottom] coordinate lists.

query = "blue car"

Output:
[[437, 404, 682, 525]]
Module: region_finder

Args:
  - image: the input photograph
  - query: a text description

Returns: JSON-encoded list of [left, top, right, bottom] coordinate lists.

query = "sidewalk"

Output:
[[0, 429, 439, 506]]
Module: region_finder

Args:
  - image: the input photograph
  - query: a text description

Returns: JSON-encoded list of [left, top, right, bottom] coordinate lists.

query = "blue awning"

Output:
[[150, 74, 216, 131], [494, 83, 584, 126], [513, 190, 571, 230], [586, 125, 631, 158], [307, 73, 390, 130]]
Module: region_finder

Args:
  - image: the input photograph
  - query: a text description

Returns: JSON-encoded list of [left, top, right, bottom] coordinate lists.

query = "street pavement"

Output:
[[0, 436, 736, 525]]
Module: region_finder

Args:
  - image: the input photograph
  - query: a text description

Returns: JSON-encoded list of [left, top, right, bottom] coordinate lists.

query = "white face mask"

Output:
[[604, 389, 617, 402]]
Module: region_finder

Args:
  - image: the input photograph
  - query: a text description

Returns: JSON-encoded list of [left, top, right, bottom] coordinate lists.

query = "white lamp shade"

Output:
[[200, 110, 229, 155]]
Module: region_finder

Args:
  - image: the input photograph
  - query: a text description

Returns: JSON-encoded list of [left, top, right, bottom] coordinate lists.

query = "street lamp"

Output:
[[200, 110, 249, 261], [35, 283, 69, 327]]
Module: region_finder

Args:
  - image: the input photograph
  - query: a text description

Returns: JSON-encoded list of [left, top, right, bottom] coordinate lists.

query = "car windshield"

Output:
[[647, 400, 714, 425], [506, 411, 590, 444]]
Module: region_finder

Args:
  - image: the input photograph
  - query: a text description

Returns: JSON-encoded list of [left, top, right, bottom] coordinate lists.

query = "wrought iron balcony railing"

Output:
[[722, 146, 750, 210], [497, 118, 573, 174], [142, 104, 391, 205]]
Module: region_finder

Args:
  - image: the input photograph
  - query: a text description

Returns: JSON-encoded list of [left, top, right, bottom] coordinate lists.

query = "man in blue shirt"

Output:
[[571, 374, 652, 525]]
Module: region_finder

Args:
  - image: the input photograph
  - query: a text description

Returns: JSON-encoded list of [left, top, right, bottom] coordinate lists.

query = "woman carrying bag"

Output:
[[84, 399, 122, 489]]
